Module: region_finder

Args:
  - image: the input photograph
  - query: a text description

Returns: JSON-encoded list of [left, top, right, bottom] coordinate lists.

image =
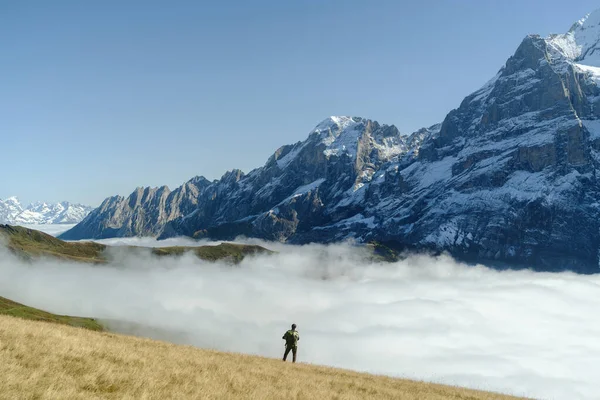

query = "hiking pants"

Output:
[[283, 345, 297, 362]]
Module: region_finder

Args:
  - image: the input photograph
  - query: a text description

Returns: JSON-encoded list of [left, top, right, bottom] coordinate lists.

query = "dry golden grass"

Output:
[[0, 315, 525, 400]]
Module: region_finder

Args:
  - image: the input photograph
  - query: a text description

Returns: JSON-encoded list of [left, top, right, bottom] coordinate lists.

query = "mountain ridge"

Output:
[[61, 10, 600, 273], [0, 197, 93, 225]]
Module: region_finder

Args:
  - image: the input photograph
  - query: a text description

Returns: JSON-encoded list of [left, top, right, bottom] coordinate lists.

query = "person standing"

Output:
[[282, 323, 300, 362]]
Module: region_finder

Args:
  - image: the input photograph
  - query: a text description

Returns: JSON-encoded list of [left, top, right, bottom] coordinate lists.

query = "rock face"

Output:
[[62, 11, 600, 272], [59, 177, 210, 239], [0, 197, 93, 225]]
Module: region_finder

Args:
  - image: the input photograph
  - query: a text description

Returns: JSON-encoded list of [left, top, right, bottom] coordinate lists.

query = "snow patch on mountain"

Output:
[[291, 178, 326, 197], [471, 71, 502, 103], [402, 156, 456, 192], [574, 63, 600, 84], [276, 179, 326, 207], [547, 9, 600, 66], [275, 143, 304, 169], [314, 213, 376, 230], [582, 119, 600, 139], [315, 116, 363, 157], [334, 184, 368, 208]]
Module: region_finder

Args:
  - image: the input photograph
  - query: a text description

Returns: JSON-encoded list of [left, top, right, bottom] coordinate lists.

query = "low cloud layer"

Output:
[[1, 237, 599, 399], [18, 223, 76, 237]]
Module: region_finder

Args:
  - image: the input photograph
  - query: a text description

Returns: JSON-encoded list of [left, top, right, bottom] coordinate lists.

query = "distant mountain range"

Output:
[[0, 197, 93, 225], [61, 10, 600, 273]]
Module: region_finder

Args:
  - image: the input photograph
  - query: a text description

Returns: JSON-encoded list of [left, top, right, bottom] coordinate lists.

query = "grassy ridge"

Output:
[[0, 314, 525, 400], [0, 224, 271, 263], [152, 242, 273, 262], [0, 224, 106, 262], [0, 296, 103, 331]]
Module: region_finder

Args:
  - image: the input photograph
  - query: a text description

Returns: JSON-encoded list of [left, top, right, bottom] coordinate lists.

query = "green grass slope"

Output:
[[152, 242, 272, 262], [0, 224, 106, 262], [0, 296, 103, 331]]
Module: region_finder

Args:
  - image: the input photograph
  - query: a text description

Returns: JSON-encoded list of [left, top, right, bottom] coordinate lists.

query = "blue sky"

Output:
[[2, 0, 598, 206]]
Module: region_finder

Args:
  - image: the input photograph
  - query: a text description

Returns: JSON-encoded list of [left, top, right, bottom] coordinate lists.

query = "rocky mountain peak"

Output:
[[311, 116, 364, 158], [220, 169, 245, 184], [311, 116, 360, 135], [547, 9, 600, 66], [187, 176, 211, 187], [3, 196, 22, 207], [302, 116, 408, 163], [0, 197, 23, 224]]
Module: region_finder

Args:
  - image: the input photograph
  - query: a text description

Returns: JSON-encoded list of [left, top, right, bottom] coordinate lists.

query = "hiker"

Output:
[[282, 323, 300, 362]]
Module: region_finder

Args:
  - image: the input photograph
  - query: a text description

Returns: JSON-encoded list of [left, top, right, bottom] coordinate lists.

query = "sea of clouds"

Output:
[[18, 223, 76, 236], [1, 234, 599, 399]]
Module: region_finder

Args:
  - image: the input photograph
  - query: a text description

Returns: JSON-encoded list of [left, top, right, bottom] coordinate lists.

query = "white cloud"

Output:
[[0, 238, 599, 399], [89, 235, 220, 248], [16, 223, 76, 237]]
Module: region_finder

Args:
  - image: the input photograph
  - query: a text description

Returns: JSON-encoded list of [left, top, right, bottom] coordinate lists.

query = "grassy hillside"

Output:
[[0, 224, 106, 262], [0, 315, 524, 400], [152, 242, 272, 262], [366, 241, 401, 262], [0, 296, 103, 331], [0, 224, 271, 263]]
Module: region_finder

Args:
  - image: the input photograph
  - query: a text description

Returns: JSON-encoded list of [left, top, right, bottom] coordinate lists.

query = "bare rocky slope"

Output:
[[62, 11, 600, 273]]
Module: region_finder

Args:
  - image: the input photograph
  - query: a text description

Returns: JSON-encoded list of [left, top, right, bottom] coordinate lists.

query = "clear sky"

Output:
[[2, 0, 598, 206]]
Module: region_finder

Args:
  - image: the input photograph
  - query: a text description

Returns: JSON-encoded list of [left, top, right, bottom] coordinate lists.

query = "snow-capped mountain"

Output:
[[62, 10, 600, 272], [0, 197, 24, 225], [0, 197, 94, 225], [60, 118, 428, 241]]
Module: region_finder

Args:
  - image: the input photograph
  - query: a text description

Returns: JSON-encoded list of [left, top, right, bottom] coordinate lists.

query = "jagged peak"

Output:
[[569, 9, 600, 33], [311, 116, 362, 135], [185, 175, 211, 189], [546, 9, 600, 65], [452, 10, 600, 116], [98, 194, 124, 208], [133, 185, 170, 192], [220, 169, 245, 183], [408, 123, 441, 138], [2, 196, 21, 204], [311, 116, 401, 136], [310, 116, 365, 158]]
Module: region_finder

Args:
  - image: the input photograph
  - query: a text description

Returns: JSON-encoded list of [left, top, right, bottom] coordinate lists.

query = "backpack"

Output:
[[283, 330, 298, 346]]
